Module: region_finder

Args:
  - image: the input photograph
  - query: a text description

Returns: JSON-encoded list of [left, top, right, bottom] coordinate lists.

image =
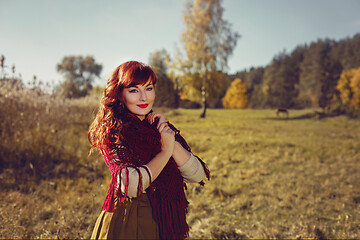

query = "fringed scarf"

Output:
[[100, 111, 210, 239]]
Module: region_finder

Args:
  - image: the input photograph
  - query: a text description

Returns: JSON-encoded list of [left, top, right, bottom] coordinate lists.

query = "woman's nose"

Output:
[[139, 90, 147, 101]]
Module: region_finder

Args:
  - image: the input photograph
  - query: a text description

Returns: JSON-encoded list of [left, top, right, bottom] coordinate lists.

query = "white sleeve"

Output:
[[178, 153, 206, 183], [116, 165, 153, 198]]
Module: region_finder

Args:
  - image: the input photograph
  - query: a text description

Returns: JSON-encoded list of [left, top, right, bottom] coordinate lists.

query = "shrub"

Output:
[[222, 78, 248, 109], [336, 67, 360, 117]]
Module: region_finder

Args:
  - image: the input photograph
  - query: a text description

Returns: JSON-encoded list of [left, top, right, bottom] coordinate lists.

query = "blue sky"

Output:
[[1, 0, 359, 86]]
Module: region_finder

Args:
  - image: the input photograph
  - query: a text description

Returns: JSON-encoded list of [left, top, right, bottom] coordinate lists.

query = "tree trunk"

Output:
[[200, 86, 207, 118], [174, 77, 180, 108]]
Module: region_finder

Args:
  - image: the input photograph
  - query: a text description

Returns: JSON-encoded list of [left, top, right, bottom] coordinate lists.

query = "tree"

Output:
[[148, 49, 178, 107], [56, 55, 102, 98], [222, 78, 248, 109], [180, 0, 240, 117], [336, 67, 360, 114], [315, 40, 343, 109], [298, 39, 343, 108], [262, 48, 303, 109], [349, 68, 360, 111], [231, 67, 265, 108], [331, 33, 360, 71]]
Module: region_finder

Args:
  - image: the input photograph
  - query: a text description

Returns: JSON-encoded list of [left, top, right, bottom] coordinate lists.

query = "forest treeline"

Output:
[[2, 33, 360, 117], [229, 34, 360, 111]]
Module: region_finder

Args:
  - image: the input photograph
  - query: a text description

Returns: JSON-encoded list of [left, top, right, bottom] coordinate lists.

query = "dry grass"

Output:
[[0, 80, 107, 238], [0, 82, 359, 238], [170, 109, 360, 239]]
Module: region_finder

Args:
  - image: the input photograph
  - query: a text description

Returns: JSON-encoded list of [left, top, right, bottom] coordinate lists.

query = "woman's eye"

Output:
[[129, 89, 138, 93], [146, 87, 153, 91]]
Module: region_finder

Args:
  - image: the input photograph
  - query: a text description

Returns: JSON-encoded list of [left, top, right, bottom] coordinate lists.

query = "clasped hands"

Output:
[[147, 112, 175, 153]]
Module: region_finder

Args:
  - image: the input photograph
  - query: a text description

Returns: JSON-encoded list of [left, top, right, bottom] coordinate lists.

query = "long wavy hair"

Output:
[[88, 61, 157, 154]]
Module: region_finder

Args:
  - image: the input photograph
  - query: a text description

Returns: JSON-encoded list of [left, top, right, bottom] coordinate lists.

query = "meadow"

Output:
[[0, 83, 359, 239], [174, 109, 360, 239]]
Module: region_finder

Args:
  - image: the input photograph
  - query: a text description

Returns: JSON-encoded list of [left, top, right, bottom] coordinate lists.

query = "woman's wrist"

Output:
[[160, 148, 173, 159], [172, 141, 191, 167]]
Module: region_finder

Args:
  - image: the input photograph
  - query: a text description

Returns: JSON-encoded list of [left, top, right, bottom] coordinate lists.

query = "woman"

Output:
[[88, 61, 210, 239]]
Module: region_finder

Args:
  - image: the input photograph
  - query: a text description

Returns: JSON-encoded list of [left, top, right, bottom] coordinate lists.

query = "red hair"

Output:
[[88, 61, 156, 154]]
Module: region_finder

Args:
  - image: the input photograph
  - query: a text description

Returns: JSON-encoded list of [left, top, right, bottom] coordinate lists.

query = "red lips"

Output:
[[137, 104, 149, 109]]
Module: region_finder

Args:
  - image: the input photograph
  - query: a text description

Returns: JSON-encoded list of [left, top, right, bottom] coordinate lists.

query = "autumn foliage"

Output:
[[336, 67, 360, 114], [222, 78, 248, 109]]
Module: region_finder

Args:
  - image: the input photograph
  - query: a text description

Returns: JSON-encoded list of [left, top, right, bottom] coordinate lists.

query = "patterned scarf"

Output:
[[100, 111, 210, 239]]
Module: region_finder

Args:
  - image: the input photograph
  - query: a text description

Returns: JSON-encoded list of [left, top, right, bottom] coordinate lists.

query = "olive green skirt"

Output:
[[91, 193, 159, 239]]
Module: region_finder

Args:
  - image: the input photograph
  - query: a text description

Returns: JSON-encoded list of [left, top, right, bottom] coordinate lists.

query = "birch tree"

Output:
[[181, 0, 239, 117]]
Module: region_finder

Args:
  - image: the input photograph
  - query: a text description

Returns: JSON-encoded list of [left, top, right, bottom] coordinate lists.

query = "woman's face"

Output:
[[121, 79, 155, 120]]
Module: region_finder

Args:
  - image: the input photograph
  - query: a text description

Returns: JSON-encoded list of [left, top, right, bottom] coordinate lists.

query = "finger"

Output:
[[151, 114, 158, 124], [157, 122, 164, 129], [167, 128, 175, 136], [162, 126, 174, 135], [156, 116, 165, 128], [158, 122, 168, 132], [157, 121, 166, 129], [147, 113, 154, 123], [158, 114, 165, 122], [152, 113, 165, 128]]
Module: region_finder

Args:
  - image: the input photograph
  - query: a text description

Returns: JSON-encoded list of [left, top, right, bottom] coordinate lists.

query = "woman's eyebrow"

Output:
[[129, 83, 152, 88]]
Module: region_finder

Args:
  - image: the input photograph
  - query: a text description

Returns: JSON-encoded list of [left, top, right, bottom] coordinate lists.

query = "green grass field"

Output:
[[1, 103, 359, 238]]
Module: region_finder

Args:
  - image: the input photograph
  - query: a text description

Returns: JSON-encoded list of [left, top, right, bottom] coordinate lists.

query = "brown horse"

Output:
[[276, 108, 289, 117]]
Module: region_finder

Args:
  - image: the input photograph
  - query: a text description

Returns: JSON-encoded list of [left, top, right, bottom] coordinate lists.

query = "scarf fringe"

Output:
[[101, 166, 150, 212], [197, 156, 211, 186]]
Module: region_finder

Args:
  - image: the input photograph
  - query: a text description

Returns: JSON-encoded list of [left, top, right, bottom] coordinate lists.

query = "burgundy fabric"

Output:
[[100, 111, 210, 239]]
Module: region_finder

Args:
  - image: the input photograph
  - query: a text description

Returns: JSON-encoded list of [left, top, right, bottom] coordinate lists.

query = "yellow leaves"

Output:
[[349, 69, 360, 109], [181, 0, 238, 73], [336, 69, 353, 104], [222, 78, 248, 109], [262, 85, 270, 96], [336, 67, 360, 110]]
